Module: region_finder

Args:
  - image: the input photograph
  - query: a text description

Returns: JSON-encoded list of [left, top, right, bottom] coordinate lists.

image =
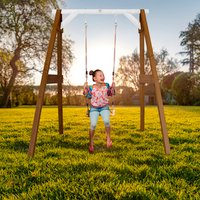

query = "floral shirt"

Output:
[[83, 83, 114, 108]]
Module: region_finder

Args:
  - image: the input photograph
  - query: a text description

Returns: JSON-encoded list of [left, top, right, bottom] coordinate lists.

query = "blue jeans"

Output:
[[90, 106, 110, 130]]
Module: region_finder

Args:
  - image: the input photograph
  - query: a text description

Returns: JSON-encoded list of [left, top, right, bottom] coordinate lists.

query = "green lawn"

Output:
[[0, 106, 199, 199]]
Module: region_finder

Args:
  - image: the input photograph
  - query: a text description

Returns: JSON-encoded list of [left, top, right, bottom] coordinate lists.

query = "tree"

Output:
[[189, 73, 200, 105], [172, 72, 200, 105], [0, 48, 31, 93], [121, 87, 134, 105], [0, 0, 58, 8], [12, 85, 37, 106], [115, 50, 151, 91], [155, 48, 179, 80], [179, 13, 200, 73], [0, 0, 73, 107], [161, 71, 182, 104], [172, 73, 192, 105], [116, 49, 178, 90]]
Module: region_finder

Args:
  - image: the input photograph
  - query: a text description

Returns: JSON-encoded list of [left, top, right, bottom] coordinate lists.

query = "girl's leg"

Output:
[[89, 110, 99, 152], [89, 129, 95, 153], [100, 109, 112, 147]]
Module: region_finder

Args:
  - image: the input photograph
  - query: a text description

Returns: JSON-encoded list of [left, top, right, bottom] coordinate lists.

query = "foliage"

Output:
[[0, 0, 58, 8], [12, 85, 37, 106], [0, 106, 199, 199], [172, 73, 192, 105], [120, 87, 135, 105], [115, 50, 150, 90], [190, 72, 200, 105], [155, 48, 179, 80], [0, 48, 31, 90], [179, 13, 200, 72], [161, 72, 182, 91], [172, 72, 200, 105], [0, 0, 73, 107], [116, 49, 179, 90], [161, 72, 182, 105]]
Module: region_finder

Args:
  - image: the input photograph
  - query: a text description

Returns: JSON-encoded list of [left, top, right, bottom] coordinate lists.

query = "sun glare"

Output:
[[69, 41, 118, 86]]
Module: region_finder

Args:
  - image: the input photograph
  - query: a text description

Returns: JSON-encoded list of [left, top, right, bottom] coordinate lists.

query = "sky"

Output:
[[34, 0, 200, 86]]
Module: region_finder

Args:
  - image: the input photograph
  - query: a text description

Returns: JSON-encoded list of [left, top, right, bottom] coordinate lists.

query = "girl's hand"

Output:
[[111, 82, 115, 88], [83, 82, 89, 95], [84, 82, 88, 88]]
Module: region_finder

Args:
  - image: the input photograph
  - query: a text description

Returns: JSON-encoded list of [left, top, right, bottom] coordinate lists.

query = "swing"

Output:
[[84, 20, 117, 117], [28, 9, 170, 157]]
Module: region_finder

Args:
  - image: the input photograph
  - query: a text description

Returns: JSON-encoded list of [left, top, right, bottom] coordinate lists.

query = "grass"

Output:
[[0, 106, 199, 199]]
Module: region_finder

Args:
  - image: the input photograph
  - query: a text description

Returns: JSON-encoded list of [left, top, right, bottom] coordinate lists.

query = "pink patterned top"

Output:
[[83, 83, 114, 108]]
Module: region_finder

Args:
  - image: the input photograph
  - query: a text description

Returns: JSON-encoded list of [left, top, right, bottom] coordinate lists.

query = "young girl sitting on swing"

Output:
[[83, 69, 115, 153]]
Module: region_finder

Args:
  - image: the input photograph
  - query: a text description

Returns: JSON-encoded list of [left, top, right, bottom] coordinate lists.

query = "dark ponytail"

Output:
[[89, 70, 94, 76], [89, 69, 102, 82]]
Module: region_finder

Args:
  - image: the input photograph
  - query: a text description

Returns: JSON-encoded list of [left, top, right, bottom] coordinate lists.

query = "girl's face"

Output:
[[94, 71, 105, 84]]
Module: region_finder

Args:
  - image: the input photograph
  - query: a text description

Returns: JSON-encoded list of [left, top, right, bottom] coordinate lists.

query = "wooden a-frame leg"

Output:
[[28, 10, 62, 157], [139, 18, 145, 131], [57, 28, 63, 135], [140, 9, 170, 155]]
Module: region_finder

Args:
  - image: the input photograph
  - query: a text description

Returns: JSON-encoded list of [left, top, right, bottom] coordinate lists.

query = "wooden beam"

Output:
[[57, 28, 63, 135], [140, 9, 170, 155], [139, 74, 154, 84], [47, 75, 63, 84], [59, 9, 149, 14], [28, 10, 62, 157], [139, 19, 145, 131]]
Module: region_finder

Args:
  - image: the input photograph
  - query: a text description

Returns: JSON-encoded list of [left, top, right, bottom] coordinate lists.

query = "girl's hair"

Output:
[[89, 69, 102, 81]]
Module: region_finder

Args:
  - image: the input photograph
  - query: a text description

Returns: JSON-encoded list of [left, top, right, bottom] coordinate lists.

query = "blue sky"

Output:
[[37, 0, 200, 85]]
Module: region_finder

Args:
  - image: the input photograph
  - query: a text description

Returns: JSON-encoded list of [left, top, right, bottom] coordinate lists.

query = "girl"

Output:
[[83, 69, 115, 153]]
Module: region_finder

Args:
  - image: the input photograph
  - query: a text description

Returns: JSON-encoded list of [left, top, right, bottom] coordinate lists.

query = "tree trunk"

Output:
[[190, 43, 194, 73], [0, 49, 20, 108]]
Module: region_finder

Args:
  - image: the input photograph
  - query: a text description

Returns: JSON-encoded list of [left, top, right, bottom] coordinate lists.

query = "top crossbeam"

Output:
[[52, 9, 149, 29], [60, 9, 148, 14]]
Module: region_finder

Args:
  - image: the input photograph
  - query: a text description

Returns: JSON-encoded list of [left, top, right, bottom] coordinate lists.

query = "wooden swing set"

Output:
[[28, 9, 170, 157]]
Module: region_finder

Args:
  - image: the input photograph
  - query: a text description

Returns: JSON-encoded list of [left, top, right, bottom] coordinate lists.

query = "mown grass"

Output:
[[0, 106, 199, 199]]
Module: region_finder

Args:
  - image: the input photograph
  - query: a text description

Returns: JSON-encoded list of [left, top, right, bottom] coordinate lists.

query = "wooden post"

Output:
[[139, 13, 145, 131], [57, 27, 64, 135], [28, 10, 62, 157], [140, 9, 170, 155]]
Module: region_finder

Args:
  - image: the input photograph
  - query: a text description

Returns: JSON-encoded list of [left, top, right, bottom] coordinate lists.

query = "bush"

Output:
[[172, 72, 200, 105]]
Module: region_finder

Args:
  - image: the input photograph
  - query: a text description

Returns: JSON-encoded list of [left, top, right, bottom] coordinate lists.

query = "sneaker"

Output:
[[89, 145, 94, 153]]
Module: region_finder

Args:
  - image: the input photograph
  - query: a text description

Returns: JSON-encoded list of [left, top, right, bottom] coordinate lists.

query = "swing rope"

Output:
[[85, 21, 90, 117], [85, 21, 88, 83], [112, 20, 117, 82], [111, 20, 117, 116]]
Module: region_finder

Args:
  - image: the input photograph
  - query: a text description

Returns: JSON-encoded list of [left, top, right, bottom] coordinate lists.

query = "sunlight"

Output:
[[69, 41, 119, 86]]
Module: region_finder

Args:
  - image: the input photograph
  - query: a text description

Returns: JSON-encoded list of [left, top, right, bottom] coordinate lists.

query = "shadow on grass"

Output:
[[3, 140, 29, 153], [37, 135, 87, 152], [171, 165, 200, 185], [121, 137, 140, 145], [170, 137, 196, 145], [127, 153, 175, 168], [44, 151, 61, 159]]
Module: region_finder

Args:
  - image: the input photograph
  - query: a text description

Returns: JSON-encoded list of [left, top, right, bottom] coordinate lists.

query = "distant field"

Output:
[[0, 106, 199, 199]]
